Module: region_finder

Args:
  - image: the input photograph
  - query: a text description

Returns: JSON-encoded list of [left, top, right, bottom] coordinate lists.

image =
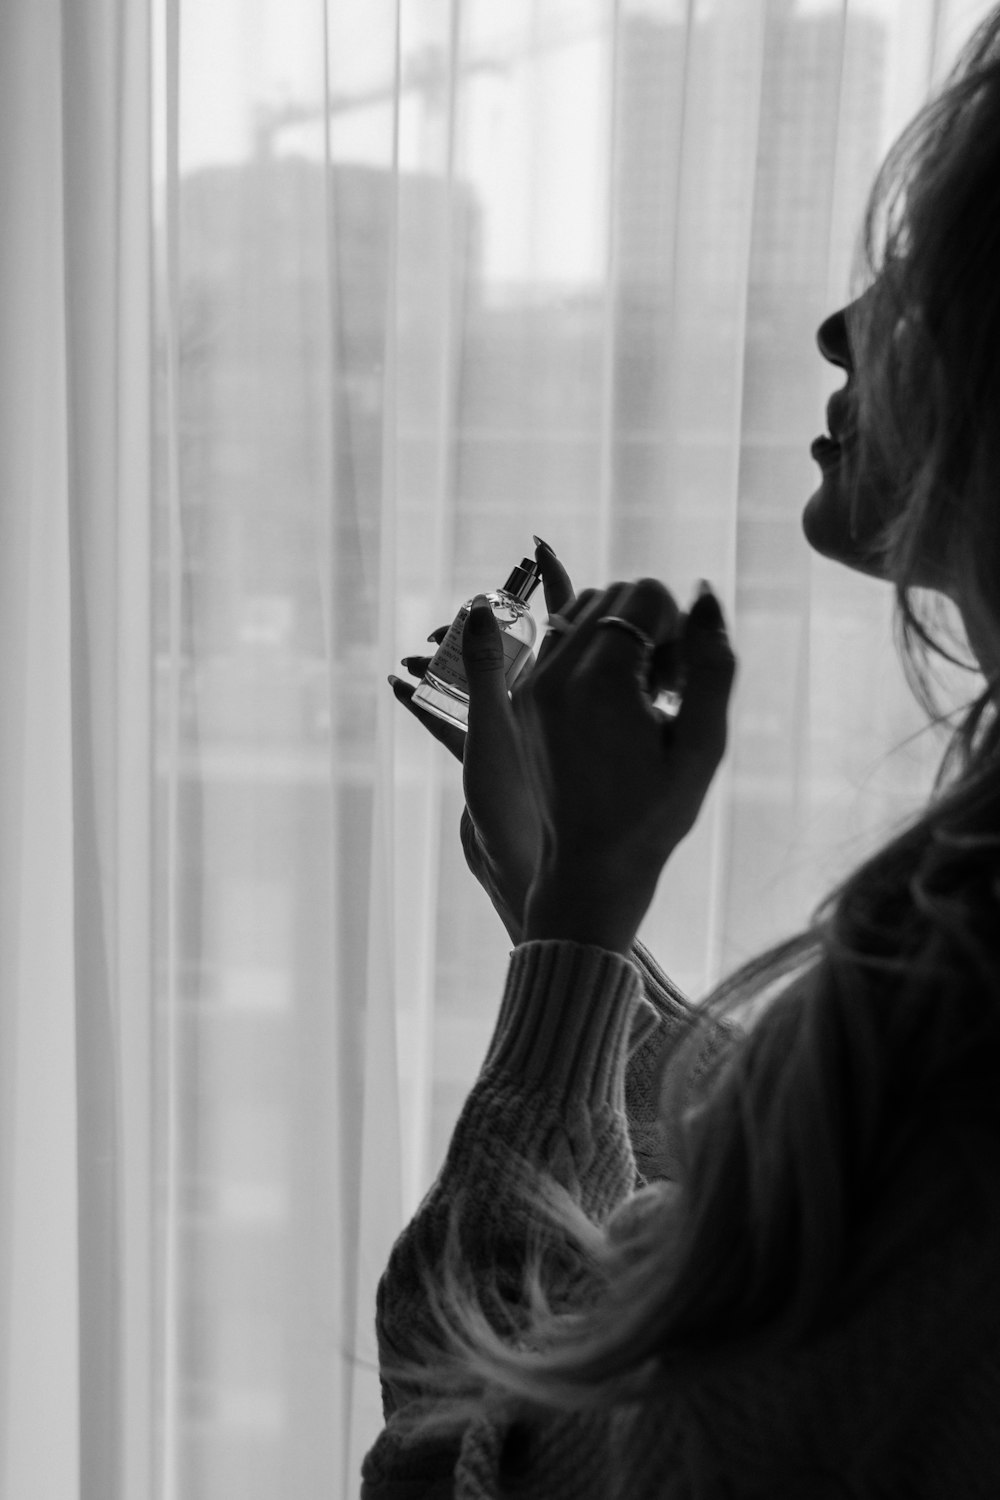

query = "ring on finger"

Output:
[[596, 615, 655, 654]]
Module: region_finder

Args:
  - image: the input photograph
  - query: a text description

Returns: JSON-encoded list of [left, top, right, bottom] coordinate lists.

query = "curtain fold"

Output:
[[1, 1, 990, 1497], [1, 1, 154, 1496]]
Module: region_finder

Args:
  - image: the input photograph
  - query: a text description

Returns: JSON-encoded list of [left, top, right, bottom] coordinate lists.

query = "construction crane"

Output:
[[253, 11, 607, 159]]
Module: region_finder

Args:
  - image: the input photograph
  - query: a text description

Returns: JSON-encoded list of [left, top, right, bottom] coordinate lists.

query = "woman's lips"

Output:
[[810, 433, 842, 467]]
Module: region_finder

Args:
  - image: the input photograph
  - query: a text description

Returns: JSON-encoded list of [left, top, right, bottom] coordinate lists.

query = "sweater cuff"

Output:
[[483, 940, 644, 1113]]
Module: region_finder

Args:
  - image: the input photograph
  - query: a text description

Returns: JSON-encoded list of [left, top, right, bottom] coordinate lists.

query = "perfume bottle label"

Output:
[[429, 607, 529, 691], [502, 632, 532, 682]]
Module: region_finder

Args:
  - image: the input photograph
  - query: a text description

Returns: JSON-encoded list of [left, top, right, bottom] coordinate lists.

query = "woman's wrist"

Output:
[[522, 856, 659, 957], [490, 876, 526, 945], [461, 812, 533, 943], [481, 851, 533, 945]]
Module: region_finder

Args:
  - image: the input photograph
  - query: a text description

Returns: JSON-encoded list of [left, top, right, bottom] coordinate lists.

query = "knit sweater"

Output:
[[360, 940, 1000, 1498]]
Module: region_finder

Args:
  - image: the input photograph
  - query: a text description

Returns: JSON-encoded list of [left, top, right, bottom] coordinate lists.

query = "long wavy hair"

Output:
[[385, 3, 1000, 1465]]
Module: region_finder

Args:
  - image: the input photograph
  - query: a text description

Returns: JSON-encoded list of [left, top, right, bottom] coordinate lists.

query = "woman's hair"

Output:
[[385, 4, 1000, 1456], [853, 5, 1000, 683]]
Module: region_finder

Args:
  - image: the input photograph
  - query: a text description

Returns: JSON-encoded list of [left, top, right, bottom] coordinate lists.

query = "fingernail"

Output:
[[696, 578, 714, 598], [426, 631, 440, 643], [533, 534, 554, 554], [387, 673, 400, 686]]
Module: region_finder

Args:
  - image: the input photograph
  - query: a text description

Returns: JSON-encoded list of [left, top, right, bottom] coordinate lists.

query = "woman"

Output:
[[370, 9, 1000, 1496]]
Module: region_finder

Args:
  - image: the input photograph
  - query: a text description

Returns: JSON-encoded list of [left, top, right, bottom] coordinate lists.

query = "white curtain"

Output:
[[0, 0, 991, 1496]]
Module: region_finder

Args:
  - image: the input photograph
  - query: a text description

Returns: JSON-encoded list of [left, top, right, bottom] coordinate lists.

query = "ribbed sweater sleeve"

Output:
[[361, 940, 645, 1497], [626, 940, 742, 1183], [484, 941, 642, 1111]]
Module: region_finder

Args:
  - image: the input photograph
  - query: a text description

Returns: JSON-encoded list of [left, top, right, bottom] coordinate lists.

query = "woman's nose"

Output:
[[816, 307, 851, 370]]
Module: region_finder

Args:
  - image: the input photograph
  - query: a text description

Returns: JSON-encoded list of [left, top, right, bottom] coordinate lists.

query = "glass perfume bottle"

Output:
[[412, 557, 541, 731]]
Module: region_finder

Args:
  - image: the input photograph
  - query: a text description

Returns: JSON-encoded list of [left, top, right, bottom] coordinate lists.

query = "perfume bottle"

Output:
[[412, 557, 542, 731]]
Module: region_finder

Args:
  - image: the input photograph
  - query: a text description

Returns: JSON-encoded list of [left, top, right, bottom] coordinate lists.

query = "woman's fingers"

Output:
[[577, 579, 681, 699], [461, 594, 510, 703], [532, 579, 679, 694], [400, 624, 449, 678], [387, 674, 467, 762], [668, 588, 737, 805], [461, 595, 525, 761], [673, 589, 736, 736], [400, 654, 430, 678], [531, 585, 624, 670], [534, 536, 575, 616]]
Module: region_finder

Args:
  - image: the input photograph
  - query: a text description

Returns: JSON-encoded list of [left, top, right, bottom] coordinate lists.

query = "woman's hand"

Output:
[[514, 578, 737, 956], [388, 538, 575, 942]]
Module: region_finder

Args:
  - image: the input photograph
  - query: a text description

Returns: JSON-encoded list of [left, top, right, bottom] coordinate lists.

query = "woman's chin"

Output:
[[801, 482, 836, 557], [801, 478, 857, 565], [802, 450, 959, 594], [801, 478, 891, 582]]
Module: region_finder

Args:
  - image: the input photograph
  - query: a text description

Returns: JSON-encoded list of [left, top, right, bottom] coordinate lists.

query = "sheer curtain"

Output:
[[1, 0, 991, 1496]]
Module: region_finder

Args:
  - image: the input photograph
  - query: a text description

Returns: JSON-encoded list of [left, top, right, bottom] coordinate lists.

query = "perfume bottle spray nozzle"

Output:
[[503, 558, 541, 603]]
